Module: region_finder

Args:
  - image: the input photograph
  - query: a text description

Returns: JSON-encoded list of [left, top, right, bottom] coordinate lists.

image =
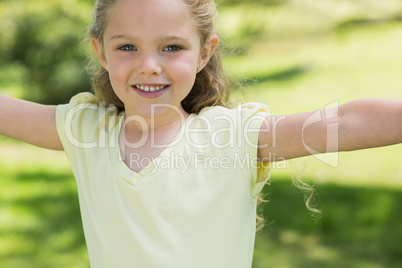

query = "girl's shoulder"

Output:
[[188, 102, 271, 139], [56, 92, 121, 134], [68, 92, 99, 106], [59, 92, 120, 116], [56, 92, 122, 153], [198, 102, 271, 121]]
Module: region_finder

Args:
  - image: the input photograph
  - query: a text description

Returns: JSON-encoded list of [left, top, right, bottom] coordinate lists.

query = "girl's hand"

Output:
[[258, 99, 402, 162], [0, 94, 63, 150]]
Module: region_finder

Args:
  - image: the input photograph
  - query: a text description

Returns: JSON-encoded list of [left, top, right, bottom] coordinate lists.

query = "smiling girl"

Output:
[[0, 0, 401, 267]]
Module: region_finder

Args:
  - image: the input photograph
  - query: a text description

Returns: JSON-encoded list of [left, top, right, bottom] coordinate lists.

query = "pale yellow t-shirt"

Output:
[[56, 93, 271, 268]]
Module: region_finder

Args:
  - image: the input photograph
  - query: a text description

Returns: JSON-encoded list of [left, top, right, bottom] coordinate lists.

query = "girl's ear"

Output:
[[91, 38, 109, 71], [198, 34, 219, 71]]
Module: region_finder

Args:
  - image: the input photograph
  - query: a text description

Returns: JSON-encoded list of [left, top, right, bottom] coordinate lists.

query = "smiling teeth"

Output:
[[135, 85, 167, 92]]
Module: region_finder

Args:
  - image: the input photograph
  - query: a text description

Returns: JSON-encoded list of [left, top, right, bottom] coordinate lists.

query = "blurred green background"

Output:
[[1, 0, 402, 267]]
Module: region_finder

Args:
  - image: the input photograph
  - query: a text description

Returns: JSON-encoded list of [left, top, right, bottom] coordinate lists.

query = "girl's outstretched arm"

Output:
[[258, 99, 402, 162], [0, 94, 63, 151], [337, 99, 402, 151]]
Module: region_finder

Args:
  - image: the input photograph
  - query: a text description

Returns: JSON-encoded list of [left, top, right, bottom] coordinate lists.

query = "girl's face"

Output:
[[92, 0, 218, 120]]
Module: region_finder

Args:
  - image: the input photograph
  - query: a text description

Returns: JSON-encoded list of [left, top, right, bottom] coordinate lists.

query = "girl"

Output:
[[0, 0, 401, 267]]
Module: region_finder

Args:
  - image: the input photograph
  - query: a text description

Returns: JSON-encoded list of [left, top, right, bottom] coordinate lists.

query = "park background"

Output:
[[1, 0, 402, 267]]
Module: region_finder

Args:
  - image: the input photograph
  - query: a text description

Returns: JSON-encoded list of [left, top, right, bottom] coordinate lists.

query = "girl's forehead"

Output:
[[104, 0, 198, 40]]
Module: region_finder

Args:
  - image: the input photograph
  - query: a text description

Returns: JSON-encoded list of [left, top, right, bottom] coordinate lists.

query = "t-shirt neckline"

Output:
[[108, 112, 195, 181]]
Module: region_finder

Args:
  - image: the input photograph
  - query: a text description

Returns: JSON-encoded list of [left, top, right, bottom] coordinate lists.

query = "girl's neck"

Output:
[[123, 106, 190, 133], [121, 106, 190, 151], [119, 107, 190, 172]]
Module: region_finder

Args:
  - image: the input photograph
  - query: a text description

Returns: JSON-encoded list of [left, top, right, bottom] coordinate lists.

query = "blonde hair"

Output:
[[87, 0, 268, 231]]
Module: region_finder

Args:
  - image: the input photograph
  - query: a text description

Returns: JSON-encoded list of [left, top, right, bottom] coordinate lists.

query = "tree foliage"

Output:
[[0, 0, 93, 104]]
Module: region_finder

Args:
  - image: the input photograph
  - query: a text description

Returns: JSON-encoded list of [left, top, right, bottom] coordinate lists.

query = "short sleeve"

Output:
[[55, 93, 101, 157], [235, 102, 272, 199]]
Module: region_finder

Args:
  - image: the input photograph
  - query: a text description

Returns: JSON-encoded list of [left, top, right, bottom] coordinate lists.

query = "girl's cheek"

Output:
[[108, 57, 133, 76], [167, 53, 198, 74]]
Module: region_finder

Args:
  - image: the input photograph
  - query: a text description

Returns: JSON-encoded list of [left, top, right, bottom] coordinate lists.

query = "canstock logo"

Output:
[[302, 101, 339, 167]]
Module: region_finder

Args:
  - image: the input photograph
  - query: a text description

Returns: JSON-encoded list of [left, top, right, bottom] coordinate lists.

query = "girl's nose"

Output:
[[137, 53, 162, 76]]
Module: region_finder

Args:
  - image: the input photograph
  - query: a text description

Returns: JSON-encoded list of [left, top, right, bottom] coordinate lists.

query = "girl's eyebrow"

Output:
[[109, 34, 132, 41], [160, 35, 191, 43], [109, 34, 191, 43]]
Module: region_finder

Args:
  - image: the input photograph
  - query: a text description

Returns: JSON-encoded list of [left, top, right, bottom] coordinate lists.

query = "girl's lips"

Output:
[[131, 85, 170, 99]]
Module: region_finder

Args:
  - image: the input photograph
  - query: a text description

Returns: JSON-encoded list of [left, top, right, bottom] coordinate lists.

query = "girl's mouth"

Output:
[[133, 85, 169, 92], [132, 84, 170, 98]]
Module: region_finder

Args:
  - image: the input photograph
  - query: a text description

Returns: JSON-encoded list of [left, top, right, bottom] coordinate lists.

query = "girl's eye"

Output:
[[163, 45, 182, 52], [119, 45, 136, 51]]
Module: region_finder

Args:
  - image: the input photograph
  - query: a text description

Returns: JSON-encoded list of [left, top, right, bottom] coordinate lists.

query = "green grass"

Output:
[[0, 141, 88, 267], [253, 179, 402, 268]]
